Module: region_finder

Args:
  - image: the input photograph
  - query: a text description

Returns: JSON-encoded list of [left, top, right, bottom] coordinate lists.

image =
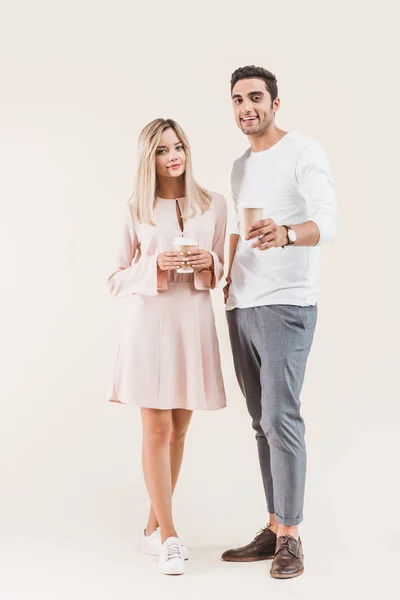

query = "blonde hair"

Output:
[[130, 118, 212, 225]]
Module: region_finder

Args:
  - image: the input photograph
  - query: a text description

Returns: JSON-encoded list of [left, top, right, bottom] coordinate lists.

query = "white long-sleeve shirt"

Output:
[[226, 132, 339, 310]]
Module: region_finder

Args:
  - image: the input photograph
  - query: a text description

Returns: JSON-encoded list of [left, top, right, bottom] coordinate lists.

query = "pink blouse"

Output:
[[108, 192, 227, 297]]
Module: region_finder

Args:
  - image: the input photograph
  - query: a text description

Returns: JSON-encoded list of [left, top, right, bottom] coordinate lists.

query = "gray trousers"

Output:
[[226, 304, 317, 526]]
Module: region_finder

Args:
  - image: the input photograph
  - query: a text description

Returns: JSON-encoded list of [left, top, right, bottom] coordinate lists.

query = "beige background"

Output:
[[1, 1, 399, 598]]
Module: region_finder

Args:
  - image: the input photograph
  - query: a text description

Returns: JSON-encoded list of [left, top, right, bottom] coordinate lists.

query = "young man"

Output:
[[222, 65, 338, 579]]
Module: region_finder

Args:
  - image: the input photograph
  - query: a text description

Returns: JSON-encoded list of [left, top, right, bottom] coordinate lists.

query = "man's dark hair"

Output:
[[230, 65, 278, 103]]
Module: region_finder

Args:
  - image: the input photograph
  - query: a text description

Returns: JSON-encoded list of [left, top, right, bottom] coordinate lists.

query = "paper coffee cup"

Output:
[[172, 237, 198, 273], [238, 204, 264, 245]]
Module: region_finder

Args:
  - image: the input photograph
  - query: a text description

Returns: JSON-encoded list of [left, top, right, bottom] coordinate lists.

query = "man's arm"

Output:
[[223, 233, 240, 303], [226, 233, 240, 278], [247, 141, 338, 250], [288, 221, 320, 245], [246, 219, 320, 249]]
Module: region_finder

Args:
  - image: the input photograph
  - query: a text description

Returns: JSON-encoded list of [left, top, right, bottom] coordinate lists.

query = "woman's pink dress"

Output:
[[107, 192, 227, 410]]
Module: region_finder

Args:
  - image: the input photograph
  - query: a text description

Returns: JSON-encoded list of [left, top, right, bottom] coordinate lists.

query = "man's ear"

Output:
[[273, 97, 281, 113]]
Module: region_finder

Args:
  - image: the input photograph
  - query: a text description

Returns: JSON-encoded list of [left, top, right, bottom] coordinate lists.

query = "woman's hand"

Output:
[[186, 249, 213, 271], [157, 251, 186, 271], [223, 276, 231, 304]]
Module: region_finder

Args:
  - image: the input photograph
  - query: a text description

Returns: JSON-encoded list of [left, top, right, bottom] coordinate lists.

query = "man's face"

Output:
[[231, 78, 280, 136]]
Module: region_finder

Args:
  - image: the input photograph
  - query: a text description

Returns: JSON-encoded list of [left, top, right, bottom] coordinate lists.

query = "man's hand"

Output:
[[157, 251, 185, 271], [223, 276, 231, 304], [185, 249, 213, 271], [246, 219, 288, 250]]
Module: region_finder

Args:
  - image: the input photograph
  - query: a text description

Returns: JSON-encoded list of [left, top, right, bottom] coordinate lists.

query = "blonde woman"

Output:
[[107, 119, 227, 575]]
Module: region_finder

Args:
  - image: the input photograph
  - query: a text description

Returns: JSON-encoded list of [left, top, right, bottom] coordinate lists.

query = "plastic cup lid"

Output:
[[173, 237, 197, 245], [237, 203, 264, 209]]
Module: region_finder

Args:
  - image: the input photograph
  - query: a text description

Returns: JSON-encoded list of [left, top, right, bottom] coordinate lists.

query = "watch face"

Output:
[[288, 228, 297, 242]]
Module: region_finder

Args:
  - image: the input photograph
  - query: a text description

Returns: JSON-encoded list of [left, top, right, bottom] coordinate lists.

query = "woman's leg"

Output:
[[141, 408, 176, 542], [145, 409, 193, 535], [170, 409, 193, 492]]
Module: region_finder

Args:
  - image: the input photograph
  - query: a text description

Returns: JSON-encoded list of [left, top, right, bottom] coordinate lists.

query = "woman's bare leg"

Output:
[[145, 409, 193, 536], [170, 409, 192, 492], [141, 408, 176, 542]]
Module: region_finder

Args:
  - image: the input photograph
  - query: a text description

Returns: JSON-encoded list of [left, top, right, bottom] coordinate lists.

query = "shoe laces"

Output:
[[279, 534, 296, 549], [254, 523, 271, 541], [164, 540, 182, 561]]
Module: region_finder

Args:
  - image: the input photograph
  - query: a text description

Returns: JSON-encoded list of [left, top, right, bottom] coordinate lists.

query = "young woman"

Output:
[[107, 118, 227, 575]]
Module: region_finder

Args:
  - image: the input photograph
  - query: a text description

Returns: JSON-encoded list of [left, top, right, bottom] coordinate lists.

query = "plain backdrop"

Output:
[[1, 1, 399, 598]]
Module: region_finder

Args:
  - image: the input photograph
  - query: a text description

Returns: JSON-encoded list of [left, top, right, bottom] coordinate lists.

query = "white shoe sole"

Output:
[[160, 561, 186, 575]]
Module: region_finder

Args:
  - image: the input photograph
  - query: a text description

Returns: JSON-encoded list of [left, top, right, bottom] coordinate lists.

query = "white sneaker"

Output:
[[141, 527, 162, 556], [142, 527, 189, 560], [159, 537, 186, 575]]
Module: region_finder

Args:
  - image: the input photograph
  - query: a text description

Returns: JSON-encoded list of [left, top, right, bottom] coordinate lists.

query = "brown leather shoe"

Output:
[[270, 535, 304, 579], [221, 525, 277, 562]]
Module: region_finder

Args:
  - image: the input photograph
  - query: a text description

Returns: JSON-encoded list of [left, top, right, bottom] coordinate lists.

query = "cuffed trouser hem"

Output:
[[275, 513, 303, 526]]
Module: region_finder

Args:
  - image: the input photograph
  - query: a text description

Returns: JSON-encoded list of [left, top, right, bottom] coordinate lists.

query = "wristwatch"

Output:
[[282, 225, 297, 247]]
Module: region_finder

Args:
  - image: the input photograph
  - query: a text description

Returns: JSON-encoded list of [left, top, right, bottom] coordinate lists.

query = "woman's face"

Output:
[[155, 128, 186, 179]]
